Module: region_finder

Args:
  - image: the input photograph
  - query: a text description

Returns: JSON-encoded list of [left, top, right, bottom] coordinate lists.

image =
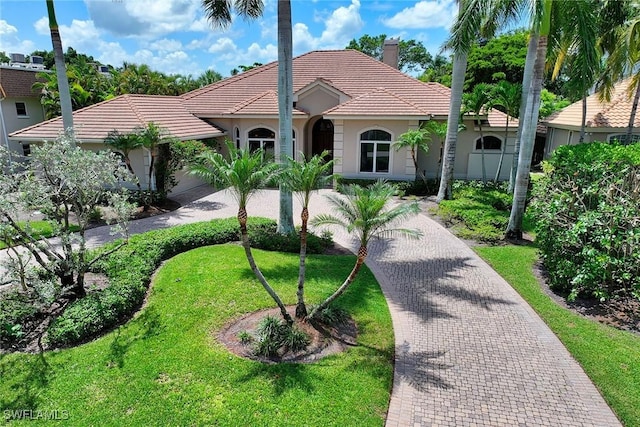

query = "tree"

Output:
[[280, 151, 334, 318], [0, 135, 135, 300], [307, 181, 421, 320], [189, 144, 293, 324], [422, 120, 448, 183], [197, 69, 223, 87], [277, 0, 295, 234], [46, 0, 74, 136], [463, 83, 492, 182], [346, 34, 434, 73], [418, 55, 453, 86], [488, 80, 521, 182], [393, 128, 432, 184], [104, 130, 143, 190], [137, 122, 169, 198]]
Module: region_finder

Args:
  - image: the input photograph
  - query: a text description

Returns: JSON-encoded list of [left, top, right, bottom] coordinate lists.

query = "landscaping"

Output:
[[0, 244, 394, 426]]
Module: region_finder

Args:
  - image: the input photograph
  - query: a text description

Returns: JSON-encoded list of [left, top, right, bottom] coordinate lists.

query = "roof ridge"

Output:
[[227, 90, 277, 114], [122, 94, 147, 125], [323, 87, 428, 115], [376, 87, 430, 114]]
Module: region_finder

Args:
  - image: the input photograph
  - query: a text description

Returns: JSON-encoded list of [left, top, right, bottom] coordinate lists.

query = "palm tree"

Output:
[[190, 144, 293, 324], [104, 130, 142, 190], [137, 122, 169, 201], [307, 181, 422, 320], [280, 151, 334, 318], [393, 128, 432, 184], [463, 83, 492, 182], [46, 0, 74, 137], [423, 120, 448, 184], [277, 0, 295, 234], [489, 80, 521, 182]]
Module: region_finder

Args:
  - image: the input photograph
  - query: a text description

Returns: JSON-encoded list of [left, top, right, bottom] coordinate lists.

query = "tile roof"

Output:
[[225, 90, 308, 116], [183, 50, 454, 118], [9, 94, 224, 142], [0, 66, 45, 98], [324, 87, 429, 117], [545, 78, 640, 129]]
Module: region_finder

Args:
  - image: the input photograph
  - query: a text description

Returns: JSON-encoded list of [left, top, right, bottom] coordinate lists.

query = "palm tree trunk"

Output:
[[436, 51, 467, 202], [506, 34, 546, 239], [478, 123, 486, 183], [495, 116, 510, 183], [307, 246, 367, 321], [579, 95, 587, 143], [47, 0, 74, 138], [277, 0, 294, 234], [625, 82, 640, 145], [510, 34, 539, 193], [238, 208, 293, 324], [295, 207, 309, 318], [411, 148, 427, 184]]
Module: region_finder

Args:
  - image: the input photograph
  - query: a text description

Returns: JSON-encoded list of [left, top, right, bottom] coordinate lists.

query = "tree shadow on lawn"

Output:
[[0, 351, 51, 412], [106, 308, 163, 369], [235, 362, 316, 396]]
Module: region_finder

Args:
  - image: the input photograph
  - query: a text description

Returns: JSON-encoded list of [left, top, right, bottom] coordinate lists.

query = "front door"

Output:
[[311, 119, 334, 161]]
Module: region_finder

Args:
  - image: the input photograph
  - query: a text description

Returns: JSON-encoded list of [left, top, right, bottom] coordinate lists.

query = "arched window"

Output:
[[234, 127, 240, 149], [359, 129, 391, 173], [608, 133, 640, 145], [248, 127, 275, 158], [475, 135, 502, 150]]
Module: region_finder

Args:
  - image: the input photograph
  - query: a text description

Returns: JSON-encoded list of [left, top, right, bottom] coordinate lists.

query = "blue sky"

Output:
[[0, 0, 460, 77]]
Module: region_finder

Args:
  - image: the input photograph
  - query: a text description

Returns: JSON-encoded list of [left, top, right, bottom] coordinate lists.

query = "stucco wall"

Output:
[[297, 88, 340, 117], [1, 97, 45, 155]]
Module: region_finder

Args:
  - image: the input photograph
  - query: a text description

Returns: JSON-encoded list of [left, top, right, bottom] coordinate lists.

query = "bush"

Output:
[[45, 217, 335, 347], [0, 291, 38, 346], [253, 315, 310, 357], [532, 142, 640, 301]]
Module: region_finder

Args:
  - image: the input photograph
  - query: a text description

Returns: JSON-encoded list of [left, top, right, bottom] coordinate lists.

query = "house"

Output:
[[9, 47, 518, 194], [544, 78, 640, 156], [0, 65, 47, 158]]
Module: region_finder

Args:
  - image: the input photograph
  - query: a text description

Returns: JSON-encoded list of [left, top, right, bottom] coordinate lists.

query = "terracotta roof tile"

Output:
[[226, 90, 308, 116], [324, 87, 429, 116], [545, 78, 640, 128], [0, 66, 46, 98], [9, 94, 224, 142]]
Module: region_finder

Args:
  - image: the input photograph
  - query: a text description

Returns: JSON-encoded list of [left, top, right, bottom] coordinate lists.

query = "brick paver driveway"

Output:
[[79, 188, 625, 426]]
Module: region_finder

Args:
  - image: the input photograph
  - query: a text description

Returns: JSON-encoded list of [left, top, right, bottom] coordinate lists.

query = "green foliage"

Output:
[[247, 221, 332, 254], [437, 181, 519, 243], [465, 30, 528, 89], [0, 292, 38, 346], [539, 89, 571, 119], [237, 330, 253, 344], [45, 217, 274, 347], [346, 34, 434, 73], [253, 315, 310, 357], [155, 139, 210, 198], [531, 142, 640, 301], [308, 304, 349, 326]]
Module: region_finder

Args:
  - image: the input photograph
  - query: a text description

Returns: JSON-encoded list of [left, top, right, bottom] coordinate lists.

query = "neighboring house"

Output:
[[0, 66, 46, 158], [10, 47, 518, 194], [544, 78, 640, 157]]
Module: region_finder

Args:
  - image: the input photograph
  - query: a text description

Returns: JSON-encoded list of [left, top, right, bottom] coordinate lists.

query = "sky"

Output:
[[0, 0, 461, 78]]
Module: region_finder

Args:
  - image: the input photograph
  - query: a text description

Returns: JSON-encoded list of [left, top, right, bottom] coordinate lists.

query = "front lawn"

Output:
[[0, 221, 80, 249], [0, 245, 394, 426], [476, 245, 640, 426]]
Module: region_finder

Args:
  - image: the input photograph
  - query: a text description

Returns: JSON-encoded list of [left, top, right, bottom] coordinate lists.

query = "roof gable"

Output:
[[0, 66, 46, 98]]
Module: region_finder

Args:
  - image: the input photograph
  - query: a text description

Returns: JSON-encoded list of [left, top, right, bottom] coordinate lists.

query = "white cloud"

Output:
[[384, 0, 457, 30], [0, 20, 18, 35], [0, 19, 35, 56], [208, 37, 237, 55], [148, 38, 184, 52], [34, 17, 49, 36]]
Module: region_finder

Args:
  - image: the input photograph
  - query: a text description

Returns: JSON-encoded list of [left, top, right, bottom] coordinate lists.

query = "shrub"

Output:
[[248, 221, 332, 254], [532, 142, 640, 301], [308, 304, 349, 326], [253, 315, 310, 357], [0, 291, 38, 346]]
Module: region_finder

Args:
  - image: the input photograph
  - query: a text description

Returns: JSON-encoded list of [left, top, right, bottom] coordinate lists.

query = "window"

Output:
[[234, 127, 240, 149], [22, 143, 31, 157], [15, 102, 27, 117], [475, 135, 502, 150], [359, 129, 391, 173], [608, 133, 640, 145], [248, 127, 275, 158]]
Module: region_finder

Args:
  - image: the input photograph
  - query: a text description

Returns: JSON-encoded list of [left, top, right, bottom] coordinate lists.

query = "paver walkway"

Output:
[[6, 187, 623, 426]]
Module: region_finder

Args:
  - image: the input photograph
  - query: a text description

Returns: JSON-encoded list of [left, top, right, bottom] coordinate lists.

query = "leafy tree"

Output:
[[280, 151, 334, 318], [538, 89, 570, 119], [346, 34, 434, 73], [189, 144, 293, 324], [393, 128, 432, 184], [230, 62, 263, 75], [422, 120, 448, 182], [105, 130, 143, 190], [197, 69, 223, 86], [307, 181, 421, 320], [488, 81, 521, 182], [465, 30, 528, 89], [137, 122, 170, 199], [0, 51, 10, 64], [418, 55, 453, 86], [0, 135, 135, 300]]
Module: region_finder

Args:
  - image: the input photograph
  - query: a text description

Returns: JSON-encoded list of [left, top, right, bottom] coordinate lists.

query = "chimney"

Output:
[[382, 38, 399, 69]]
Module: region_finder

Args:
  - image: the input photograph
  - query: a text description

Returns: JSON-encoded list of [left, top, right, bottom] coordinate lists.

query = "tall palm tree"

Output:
[[104, 130, 142, 190], [423, 120, 448, 184], [46, 0, 74, 137], [307, 181, 422, 321], [277, 0, 295, 234], [190, 144, 293, 324], [137, 122, 166, 195], [489, 80, 521, 182], [393, 127, 432, 184], [280, 151, 334, 318], [463, 83, 492, 182]]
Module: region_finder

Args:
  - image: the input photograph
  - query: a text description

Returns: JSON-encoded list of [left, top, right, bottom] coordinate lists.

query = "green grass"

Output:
[[476, 245, 640, 426], [0, 221, 81, 249], [0, 244, 394, 426]]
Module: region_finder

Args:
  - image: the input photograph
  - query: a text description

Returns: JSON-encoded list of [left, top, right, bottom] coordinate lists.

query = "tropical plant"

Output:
[[422, 120, 448, 183], [393, 128, 432, 184], [46, 0, 73, 135], [280, 151, 334, 318], [463, 83, 492, 182], [137, 122, 169, 197], [105, 130, 143, 190], [307, 181, 422, 320], [489, 81, 521, 182], [189, 143, 293, 324]]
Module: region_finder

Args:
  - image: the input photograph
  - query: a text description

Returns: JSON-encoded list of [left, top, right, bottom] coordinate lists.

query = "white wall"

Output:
[[1, 97, 45, 156]]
